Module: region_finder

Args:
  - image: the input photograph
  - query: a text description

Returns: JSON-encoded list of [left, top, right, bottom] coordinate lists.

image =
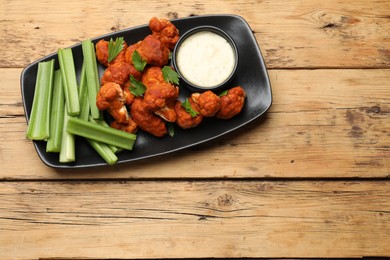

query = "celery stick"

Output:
[[78, 62, 87, 99], [90, 117, 122, 154], [78, 63, 91, 121], [66, 117, 136, 150], [59, 112, 75, 163], [77, 65, 118, 164], [82, 106, 119, 164], [82, 40, 101, 119], [46, 70, 65, 152], [58, 48, 80, 116], [86, 139, 118, 165], [26, 59, 55, 140]]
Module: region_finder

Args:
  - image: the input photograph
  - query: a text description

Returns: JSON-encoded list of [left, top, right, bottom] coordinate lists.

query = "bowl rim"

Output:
[[172, 25, 239, 92]]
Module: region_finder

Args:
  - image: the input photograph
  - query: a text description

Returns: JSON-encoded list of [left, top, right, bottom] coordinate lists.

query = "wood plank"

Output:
[[1, 68, 389, 179], [0, 180, 389, 259], [1, 0, 389, 69]]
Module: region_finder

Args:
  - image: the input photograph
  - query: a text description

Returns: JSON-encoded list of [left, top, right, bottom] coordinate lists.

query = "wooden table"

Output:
[[1, 0, 389, 259]]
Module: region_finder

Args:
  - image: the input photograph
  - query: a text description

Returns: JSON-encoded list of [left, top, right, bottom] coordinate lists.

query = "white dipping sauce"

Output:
[[176, 31, 236, 88]]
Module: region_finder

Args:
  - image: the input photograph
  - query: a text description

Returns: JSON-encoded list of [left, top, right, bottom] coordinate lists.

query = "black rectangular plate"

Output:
[[21, 14, 272, 168]]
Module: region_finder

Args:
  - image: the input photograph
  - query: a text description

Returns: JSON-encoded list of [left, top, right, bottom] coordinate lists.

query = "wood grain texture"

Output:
[[1, 0, 389, 69], [1, 68, 388, 179], [0, 180, 389, 259], [1, 1, 390, 258]]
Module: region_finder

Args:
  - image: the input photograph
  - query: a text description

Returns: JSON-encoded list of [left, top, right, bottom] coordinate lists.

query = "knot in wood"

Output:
[[371, 105, 381, 113], [167, 12, 178, 19], [218, 194, 234, 207]]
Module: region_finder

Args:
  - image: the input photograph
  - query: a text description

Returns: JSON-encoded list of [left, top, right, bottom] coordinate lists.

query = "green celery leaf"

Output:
[[129, 75, 146, 96], [162, 66, 180, 85], [132, 50, 147, 72], [108, 37, 124, 63], [182, 98, 199, 117], [167, 122, 175, 137], [219, 90, 228, 97]]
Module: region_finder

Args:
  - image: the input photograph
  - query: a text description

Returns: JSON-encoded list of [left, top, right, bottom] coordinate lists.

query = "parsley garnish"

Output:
[[162, 66, 180, 85], [182, 98, 199, 117], [219, 90, 228, 97], [129, 75, 146, 96], [167, 122, 175, 137], [132, 50, 147, 72], [108, 37, 124, 63]]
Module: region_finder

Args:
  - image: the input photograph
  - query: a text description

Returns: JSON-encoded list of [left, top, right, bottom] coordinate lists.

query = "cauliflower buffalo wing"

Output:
[[96, 82, 128, 123], [101, 61, 141, 86], [216, 86, 246, 119], [191, 91, 222, 117], [154, 100, 176, 122], [142, 66, 179, 112], [95, 39, 127, 67], [141, 65, 166, 87], [124, 41, 141, 65], [121, 80, 136, 106], [149, 17, 179, 50], [110, 118, 138, 134], [136, 35, 170, 67], [174, 99, 203, 129], [130, 97, 167, 137], [101, 62, 130, 86]]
